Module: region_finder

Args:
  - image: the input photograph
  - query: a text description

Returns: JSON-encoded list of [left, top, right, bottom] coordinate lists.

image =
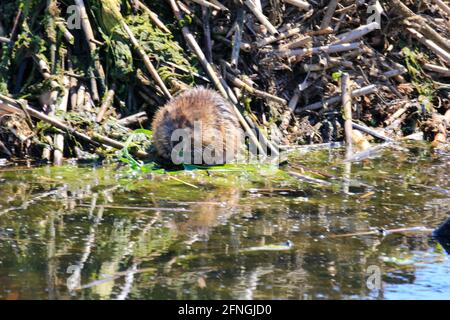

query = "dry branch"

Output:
[[0, 36, 11, 44], [390, 0, 450, 51], [225, 72, 287, 105], [320, 0, 338, 29], [352, 123, 394, 142], [97, 85, 116, 123], [407, 28, 450, 64], [231, 7, 245, 68], [335, 22, 380, 44], [341, 73, 353, 154], [118, 112, 148, 127], [53, 78, 70, 165], [189, 0, 225, 11], [276, 42, 360, 58], [256, 27, 301, 47], [244, 0, 278, 35], [433, 0, 450, 16], [283, 0, 311, 11], [296, 85, 378, 113], [423, 63, 450, 76], [0, 95, 148, 158]]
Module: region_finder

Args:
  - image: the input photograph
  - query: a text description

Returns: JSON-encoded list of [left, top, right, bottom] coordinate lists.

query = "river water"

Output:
[[0, 141, 449, 299]]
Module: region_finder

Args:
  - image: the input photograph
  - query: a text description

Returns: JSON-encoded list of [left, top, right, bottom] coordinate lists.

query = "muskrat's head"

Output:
[[151, 87, 243, 166]]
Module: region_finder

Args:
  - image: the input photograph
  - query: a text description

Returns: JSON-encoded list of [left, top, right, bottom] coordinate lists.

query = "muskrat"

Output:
[[151, 87, 242, 165]]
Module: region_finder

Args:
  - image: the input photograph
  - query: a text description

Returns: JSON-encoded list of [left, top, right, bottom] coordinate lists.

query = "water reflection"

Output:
[[0, 142, 449, 299]]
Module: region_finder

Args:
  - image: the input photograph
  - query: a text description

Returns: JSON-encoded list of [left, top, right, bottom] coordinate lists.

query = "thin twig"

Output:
[[96, 84, 116, 123], [0, 36, 12, 44], [296, 84, 378, 113], [352, 122, 394, 142], [201, 6, 213, 63], [53, 77, 70, 166], [276, 42, 361, 58], [189, 0, 225, 11], [225, 72, 287, 105], [334, 22, 380, 44], [423, 63, 450, 76], [117, 111, 148, 126], [244, 0, 278, 35], [341, 73, 353, 156], [231, 6, 245, 68], [283, 0, 311, 11], [433, 0, 450, 16], [320, 0, 338, 29]]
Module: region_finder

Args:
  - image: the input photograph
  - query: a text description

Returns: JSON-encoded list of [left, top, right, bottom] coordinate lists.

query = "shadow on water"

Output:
[[0, 141, 449, 300]]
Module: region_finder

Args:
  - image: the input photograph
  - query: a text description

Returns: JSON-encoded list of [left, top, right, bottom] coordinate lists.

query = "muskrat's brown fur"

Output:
[[151, 87, 242, 165]]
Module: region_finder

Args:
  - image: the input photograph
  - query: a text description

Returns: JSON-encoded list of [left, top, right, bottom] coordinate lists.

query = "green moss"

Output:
[[125, 13, 198, 83], [402, 47, 435, 110], [90, 0, 198, 82]]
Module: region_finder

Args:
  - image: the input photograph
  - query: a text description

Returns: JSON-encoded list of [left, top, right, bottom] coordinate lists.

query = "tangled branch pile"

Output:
[[0, 0, 449, 165]]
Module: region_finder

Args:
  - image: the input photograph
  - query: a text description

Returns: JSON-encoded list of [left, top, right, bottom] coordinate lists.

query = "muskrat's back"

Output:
[[151, 87, 242, 165]]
